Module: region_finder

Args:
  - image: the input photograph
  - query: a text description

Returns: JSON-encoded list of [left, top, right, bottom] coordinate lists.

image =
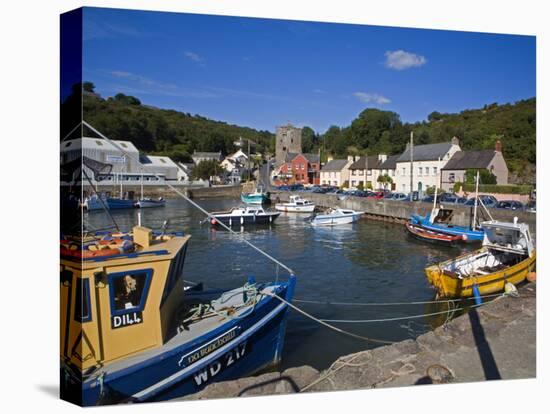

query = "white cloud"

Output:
[[353, 92, 391, 105], [384, 50, 427, 70], [184, 51, 204, 63]]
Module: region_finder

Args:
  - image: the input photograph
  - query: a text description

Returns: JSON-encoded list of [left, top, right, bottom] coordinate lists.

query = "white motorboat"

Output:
[[309, 208, 364, 226], [207, 206, 280, 227], [275, 195, 315, 213], [136, 197, 166, 208]]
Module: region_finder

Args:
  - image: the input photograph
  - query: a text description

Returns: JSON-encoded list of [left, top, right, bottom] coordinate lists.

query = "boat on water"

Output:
[[60, 226, 296, 405], [424, 219, 536, 298], [410, 207, 484, 242], [82, 194, 108, 211], [405, 221, 465, 246], [208, 206, 280, 227], [241, 187, 269, 205], [275, 195, 315, 213], [309, 208, 364, 226], [135, 197, 166, 208], [107, 197, 136, 210]]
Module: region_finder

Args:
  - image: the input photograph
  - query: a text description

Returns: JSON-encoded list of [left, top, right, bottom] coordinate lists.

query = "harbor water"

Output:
[[85, 198, 475, 371]]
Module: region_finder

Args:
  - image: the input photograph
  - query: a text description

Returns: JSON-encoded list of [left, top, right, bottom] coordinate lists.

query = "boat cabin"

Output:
[[482, 220, 535, 257], [429, 207, 454, 224], [60, 227, 190, 372]]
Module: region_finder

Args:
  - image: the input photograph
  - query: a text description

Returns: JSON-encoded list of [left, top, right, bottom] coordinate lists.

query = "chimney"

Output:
[[347, 155, 355, 162], [378, 154, 387, 162], [495, 140, 502, 152], [451, 136, 460, 146], [327, 155, 333, 162]]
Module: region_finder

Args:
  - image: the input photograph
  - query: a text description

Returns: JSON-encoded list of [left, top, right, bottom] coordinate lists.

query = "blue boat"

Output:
[[410, 207, 484, 242], [106, 197, 136, 210], [60, 227, 296, 406], [241, 187, 269, 205]]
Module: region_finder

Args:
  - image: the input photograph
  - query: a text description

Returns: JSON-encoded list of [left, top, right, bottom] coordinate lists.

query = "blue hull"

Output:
[[72, 277, 296, 406], [410, 215, 484, 241], [107, 198, 136, 210]]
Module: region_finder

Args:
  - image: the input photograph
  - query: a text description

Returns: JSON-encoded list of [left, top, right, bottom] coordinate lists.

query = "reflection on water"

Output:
[[85, 197, 476, 371]]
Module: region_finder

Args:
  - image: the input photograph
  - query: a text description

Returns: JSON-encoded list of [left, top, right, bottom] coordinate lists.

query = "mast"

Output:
[[140, 171, 144, 200], [473, 170, 480, 230], [432, 157, 440, 213], [409, 131, 414, 201]]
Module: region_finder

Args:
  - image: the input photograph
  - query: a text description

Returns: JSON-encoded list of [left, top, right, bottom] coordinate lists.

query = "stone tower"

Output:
[[275, 124, 302, 166]]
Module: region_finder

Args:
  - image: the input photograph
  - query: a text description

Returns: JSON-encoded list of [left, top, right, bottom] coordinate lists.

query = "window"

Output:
[[359, 170, 364, 176], [109, 269, 152, 314], [449, 173, 455, 183], [433, 167, 438, 175], [402, 167, 406, 176], [74, 278, 91, 323], [367, 170, 372, 176]]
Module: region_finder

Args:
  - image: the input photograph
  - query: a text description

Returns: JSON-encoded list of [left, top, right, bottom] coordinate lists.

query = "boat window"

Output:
[[109, 269, 152, 314], [161, 244, 188, 305], [74, 278, 92, 323]]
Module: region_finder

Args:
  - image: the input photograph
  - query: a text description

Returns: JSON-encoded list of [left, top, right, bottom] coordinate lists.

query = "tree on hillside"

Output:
[[191, 160, 220, 180], [83, 82, 96, 93]]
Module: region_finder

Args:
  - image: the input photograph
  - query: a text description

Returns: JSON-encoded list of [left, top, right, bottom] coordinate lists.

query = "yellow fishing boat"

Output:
[[425, 219, 535, 298]]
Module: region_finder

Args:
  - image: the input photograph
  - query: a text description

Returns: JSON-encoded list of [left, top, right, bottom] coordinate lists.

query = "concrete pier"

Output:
[[182, 283, 536, 400], [271, 192, 536, 234]]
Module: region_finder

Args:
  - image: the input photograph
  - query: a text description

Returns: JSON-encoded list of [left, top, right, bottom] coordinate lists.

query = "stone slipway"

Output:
[[182, 283, 536, 400]]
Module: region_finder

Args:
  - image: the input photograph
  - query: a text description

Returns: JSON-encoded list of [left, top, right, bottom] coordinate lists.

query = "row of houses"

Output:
[[319, 137, 508, 193]]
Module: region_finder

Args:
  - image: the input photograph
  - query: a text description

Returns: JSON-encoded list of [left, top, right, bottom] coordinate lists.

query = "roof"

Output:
[[396, 142, 454, 163], [321, 159, 350, 171], [441, 150, 497, 170], [349, 156, 383, 170], [140, 155, 179, 168], [285, 152, 320, 163], [192, 151, 222, 158], [377, 154, 400, 170], [285, 152, 299, 162], [61, 137, 139, 153]]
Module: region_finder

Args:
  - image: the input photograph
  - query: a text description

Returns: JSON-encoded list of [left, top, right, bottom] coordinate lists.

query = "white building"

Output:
[[192, 151, 223, 165], [320, 156, 354, 187], [61, 137, 142, 176], [140, 155, 180, 180], [372, 154, 399, 190], [348, 155, 388, 189], [394, 137, 461, 194]]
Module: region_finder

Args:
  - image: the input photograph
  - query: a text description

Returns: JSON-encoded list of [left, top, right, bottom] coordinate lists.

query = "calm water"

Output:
[[85, 197, 474, 371]]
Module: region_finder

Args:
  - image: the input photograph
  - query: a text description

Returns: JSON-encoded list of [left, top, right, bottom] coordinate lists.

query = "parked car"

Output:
[[390, 192, 409, 201], [464, 195, 498, 208], [346, 190, 367, 197], [525, 201, 536, 213], [367, 191, 385, 199], [440, 195, 468, 205], [421, 195, 435, 203], [495, 200, 525, 211]]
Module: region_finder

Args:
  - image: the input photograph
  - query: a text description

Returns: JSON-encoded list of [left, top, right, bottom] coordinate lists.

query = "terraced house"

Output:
[[277, 152, 321, 185], [320, 156, 354, 187], [348, 154, 388, 189], [394, 137, 461, 194]]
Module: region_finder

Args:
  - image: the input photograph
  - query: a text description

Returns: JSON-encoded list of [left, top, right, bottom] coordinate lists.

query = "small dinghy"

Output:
[[136, 197, 166, 208], [405, 222, 465, 245], [208, 206, 280, 227], [275, 195, 315, 213], [309, 208, 364, 226]]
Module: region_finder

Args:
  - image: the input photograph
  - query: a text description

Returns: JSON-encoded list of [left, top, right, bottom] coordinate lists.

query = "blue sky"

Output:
[[82, 7, 535, 134]]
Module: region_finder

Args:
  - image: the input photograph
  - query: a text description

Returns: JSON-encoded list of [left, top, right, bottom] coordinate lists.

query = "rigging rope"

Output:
[[81, 120, 295, 276]]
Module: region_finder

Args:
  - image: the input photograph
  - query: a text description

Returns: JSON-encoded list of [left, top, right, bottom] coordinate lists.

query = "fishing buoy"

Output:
[[504, 282, 519, 297], [526, 271, 536, 282], [472, 283, 482, 305], [211, 219, 217, 225]]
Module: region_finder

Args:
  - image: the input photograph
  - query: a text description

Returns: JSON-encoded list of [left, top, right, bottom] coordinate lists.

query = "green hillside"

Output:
[[62, 83, 535, 183], [62, 83, 275, 163]]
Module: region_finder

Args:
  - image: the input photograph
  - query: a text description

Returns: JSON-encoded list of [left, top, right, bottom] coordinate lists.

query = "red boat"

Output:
[[405, 222, 465, 245]]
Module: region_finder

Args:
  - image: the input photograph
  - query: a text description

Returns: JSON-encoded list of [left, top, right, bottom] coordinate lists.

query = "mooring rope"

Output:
[[264, 292, 394, 345], [81, 121, 295, 276], [293, 292, 505, 307], [318, 303, 484, 324]]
